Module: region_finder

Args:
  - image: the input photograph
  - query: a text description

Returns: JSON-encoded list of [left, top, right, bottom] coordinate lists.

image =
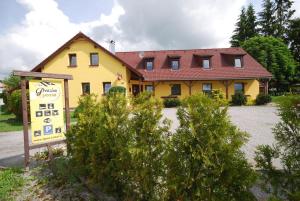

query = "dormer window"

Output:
[[202, 58, 210, 69], [144, 58, 154, 71], [171, 59, 179, 70], [234, 57, 242, 67]]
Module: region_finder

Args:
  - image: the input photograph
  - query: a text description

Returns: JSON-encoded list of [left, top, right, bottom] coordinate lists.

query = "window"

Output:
[[103, 82, 111, 94], [171, 59, 179, 70], [202, 83, 212, 93], [234, 83, 244, 93], [82, 83, 90, 95], [69, 54, 77, 67], [145, 85, 154, 92], [90, 53, 99, 66], [171, 84, 181, 95], [145, 61, 153, 71], [202, 58, 210, 69], [234, 57, 242, 67]]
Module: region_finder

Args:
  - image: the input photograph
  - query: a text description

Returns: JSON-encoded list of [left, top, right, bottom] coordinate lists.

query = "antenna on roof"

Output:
[[106, 39, 115, 54], [138, 51, 144, 58]]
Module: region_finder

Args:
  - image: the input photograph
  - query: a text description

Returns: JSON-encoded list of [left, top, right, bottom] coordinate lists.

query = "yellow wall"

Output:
[[41, 38, 130, 108], [131, 79, 260, 101]]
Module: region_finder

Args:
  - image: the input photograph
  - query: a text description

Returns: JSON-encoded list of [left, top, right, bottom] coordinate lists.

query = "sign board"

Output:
[[29, 80, 65, 144]]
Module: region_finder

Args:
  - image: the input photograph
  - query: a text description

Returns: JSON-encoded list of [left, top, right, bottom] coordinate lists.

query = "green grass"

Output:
[[272, 95, 300, 104], [0, 111, 77, 133], [0, 168, 24, 200], [0, 113, 23, 132]]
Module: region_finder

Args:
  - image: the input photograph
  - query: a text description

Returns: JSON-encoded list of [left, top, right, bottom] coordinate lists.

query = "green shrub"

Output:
[[163, 98, 181, 108], [231, 91, 247, 105], [7, 90, 23, 120], [256, 93, 272, 105], [165, 94, 256, 200], [108, 86, 126, 95], [209, 89, 228, 106], [72, 101, 84, 118], [255, 95, 300, 200]]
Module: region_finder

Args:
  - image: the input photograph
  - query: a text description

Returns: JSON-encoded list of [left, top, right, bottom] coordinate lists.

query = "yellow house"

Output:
[[32, 32, 272, 108]]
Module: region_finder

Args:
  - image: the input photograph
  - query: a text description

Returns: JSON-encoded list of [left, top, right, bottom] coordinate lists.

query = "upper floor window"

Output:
[[69, 54, 77, 67], [145, 60, 153, 71], [145, 85, 154, 92], [234, 83, 244, 93], [90, 53, 99, 66], [234, 57, 242, 67], [202, 58, 210, 69], [171, 84, 181, 95], [171, 59, 180, 70], [103, 82, 111, 94], [202, 83, 212, 93], [82, 82, 90, 95]]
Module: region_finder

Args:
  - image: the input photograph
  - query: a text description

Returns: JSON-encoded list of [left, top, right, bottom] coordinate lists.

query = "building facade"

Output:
[[32, 32, 272, 108]]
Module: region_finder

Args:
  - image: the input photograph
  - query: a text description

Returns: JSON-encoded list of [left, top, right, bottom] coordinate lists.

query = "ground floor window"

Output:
[[145, 85, 154, 92], [82, 83, 90, 95], [234, 83, 244, 93], [171, 84, 181, 96], [202, 83, 212, 94], [103, 82, 111, 94]]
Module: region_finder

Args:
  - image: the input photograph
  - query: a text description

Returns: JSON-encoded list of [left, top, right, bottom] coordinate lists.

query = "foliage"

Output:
[[0, 168, 24, 200], [273, 0, 295, 40], [231, 91, 247, 105], [208, 89, 228, 106], [256, 93, 272, 105], [72, 100, 84, 118], [128, 92, 170, 200], [287, 18, 300, 83], [6, 89, 23, 120], [108, 86, 126, 95], [258, 0, 276, 36], [2, 73, 20, 92], [242, 36, 296, 91], [255, 95, 300, 200], [163, 97, 181, 108], [165, 94, 256, 201], [230, 5, 258, 47]]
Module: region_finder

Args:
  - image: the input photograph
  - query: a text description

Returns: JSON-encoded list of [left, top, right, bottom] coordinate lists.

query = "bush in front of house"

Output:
[[165, 94, 256, 200], [163, 98, 181, 108], [108, 86, 126, 95], [210, 89, 228, 106], [231, 91, 247, 105], [7, 89, 23, 120], [255, 93, 272, 105]]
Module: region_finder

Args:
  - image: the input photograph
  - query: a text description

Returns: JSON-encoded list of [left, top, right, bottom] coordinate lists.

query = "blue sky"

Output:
[[0, 0, 299, 79]]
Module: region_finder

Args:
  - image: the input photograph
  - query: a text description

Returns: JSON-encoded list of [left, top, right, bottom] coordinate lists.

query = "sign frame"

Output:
[[13, 71, 73, 168]]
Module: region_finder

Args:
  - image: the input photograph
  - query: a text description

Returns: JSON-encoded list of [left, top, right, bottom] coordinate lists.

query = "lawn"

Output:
[[0, 113, 23, 132], [0, 111, 77, 132], [272, 95, 292, 105], [0, 168, 24, 200]]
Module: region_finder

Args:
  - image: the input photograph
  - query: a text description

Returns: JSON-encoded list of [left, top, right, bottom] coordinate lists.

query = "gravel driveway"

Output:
[[162, 106, 280, 166], [0, 106, 280, 167]]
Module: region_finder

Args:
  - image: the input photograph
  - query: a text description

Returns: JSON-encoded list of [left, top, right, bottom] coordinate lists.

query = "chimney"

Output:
[[109, 40, 115, 54]]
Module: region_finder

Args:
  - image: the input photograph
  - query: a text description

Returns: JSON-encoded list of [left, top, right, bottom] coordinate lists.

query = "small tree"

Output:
[[165, 94, 256, 200], [255, 95, 300, 201], [129, 92, 170, 200]]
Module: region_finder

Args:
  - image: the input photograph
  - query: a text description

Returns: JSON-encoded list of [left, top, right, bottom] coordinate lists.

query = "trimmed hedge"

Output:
[[163, 98, 181, 108], [231, 92, 247, 106], [255, 94, 272, 105]]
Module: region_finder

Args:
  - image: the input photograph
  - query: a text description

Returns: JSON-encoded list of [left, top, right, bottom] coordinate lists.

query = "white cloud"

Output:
[[5, 0, 298, 79]]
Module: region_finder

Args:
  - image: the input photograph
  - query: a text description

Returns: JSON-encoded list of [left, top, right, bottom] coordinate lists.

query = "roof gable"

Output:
[[31, 32, 142, 77]]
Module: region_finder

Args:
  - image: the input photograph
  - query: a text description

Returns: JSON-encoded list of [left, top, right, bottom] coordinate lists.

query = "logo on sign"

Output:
[[44, 125, 53, 135]]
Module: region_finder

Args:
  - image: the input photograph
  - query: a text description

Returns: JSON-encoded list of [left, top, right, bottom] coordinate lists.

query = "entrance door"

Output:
[[132, 84, 140, 96]]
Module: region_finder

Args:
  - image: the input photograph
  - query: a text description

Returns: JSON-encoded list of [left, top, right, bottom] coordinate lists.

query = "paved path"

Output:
[[0, 106, 280, 167]]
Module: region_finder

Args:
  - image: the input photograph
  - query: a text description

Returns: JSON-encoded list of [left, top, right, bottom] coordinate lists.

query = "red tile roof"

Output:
[[116, 48, 272, 81]]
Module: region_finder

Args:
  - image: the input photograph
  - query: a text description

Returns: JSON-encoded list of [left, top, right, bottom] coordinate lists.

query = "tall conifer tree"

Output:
[[258, 0, 276, 36]]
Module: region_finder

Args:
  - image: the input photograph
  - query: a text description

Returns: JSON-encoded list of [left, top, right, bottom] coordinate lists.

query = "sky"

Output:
[[0, 0, 299, 79]]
